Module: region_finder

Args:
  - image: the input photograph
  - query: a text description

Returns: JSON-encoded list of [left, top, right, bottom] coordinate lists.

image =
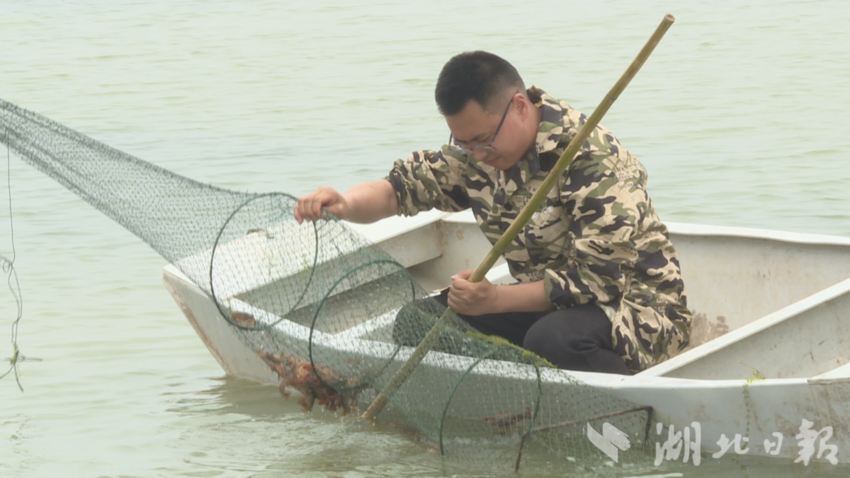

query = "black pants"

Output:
[[393, 291, 632, 375]]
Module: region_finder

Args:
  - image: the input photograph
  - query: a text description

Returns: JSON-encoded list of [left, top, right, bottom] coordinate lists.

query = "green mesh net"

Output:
[[1, 97, 659, 474]]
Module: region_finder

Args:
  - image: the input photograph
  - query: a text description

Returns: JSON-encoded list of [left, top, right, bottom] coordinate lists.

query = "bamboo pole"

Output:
[[362, 14, 676, 420]]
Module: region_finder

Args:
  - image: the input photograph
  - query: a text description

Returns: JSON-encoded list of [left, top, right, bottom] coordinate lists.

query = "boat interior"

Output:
[[167, 209, 850, 384], [348, 211, 850, 382]]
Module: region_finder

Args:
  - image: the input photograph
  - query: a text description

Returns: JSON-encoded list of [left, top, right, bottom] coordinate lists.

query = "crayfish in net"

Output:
[[259, 350, 365, 415]]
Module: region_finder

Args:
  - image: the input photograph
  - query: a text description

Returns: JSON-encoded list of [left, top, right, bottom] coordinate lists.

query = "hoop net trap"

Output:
[[1, 98, 659, 475]]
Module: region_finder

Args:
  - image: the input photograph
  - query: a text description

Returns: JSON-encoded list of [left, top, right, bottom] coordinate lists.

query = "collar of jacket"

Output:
[[498, 85, 564, 189]]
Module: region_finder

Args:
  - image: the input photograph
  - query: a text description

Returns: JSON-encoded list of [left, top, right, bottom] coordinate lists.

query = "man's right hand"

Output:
[[294, 187, 350, 224], [294, 180, 399, 224]]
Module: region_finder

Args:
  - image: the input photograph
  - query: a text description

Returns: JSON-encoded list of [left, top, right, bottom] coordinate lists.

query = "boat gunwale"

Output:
[[162, 263, 840, 390]]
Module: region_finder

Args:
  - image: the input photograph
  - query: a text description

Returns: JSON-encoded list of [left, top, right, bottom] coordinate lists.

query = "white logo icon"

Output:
[[587, 422, 631, 463]]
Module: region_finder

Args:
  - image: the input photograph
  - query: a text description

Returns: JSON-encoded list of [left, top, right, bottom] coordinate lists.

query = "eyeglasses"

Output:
[[449, 91, 518, 154]]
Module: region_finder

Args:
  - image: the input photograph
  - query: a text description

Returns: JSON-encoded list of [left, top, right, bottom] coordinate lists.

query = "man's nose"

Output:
[[472, 149, 489, 162]]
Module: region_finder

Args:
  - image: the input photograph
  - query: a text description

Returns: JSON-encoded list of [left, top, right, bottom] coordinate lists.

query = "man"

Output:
[[295, 51, 692, 375]]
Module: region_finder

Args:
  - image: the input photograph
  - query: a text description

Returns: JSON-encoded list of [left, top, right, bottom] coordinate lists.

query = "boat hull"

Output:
[[163, 211, 850, 466]]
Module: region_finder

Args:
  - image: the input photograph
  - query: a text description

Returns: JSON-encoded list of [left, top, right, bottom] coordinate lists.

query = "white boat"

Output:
[[162, 209, 850, 468]]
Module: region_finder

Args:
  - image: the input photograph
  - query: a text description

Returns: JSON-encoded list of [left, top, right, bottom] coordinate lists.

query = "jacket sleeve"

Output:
[[543, 150, 644, 309], [386, 147, 470, 216]]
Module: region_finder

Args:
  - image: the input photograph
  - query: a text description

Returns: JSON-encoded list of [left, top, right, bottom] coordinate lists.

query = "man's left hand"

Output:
[[447, 269, 498, 316]]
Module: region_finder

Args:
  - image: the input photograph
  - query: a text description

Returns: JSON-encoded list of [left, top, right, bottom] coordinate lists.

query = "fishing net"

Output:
[[1, 97, 659, 474]]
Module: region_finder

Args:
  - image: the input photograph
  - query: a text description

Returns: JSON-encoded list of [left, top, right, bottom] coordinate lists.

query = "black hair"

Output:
[[435, 51, 525, 116]]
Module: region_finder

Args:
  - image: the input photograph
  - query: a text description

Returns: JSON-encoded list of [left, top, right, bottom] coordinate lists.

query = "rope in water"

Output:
[[0, 136, 41, 392]]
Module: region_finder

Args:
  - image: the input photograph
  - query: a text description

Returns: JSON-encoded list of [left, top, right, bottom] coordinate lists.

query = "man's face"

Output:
[[445, 94, 529, 170]]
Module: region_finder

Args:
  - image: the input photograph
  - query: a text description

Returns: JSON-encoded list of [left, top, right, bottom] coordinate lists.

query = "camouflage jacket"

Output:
[[386, 86, 692, 373]]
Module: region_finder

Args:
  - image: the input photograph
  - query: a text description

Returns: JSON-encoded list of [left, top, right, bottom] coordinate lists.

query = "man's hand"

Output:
[[294, 187, 350, 224], [294, 181, 399, 224], [448, 269, 499, 316]]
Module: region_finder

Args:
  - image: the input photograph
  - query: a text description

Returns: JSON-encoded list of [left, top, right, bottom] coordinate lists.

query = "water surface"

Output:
[[1, 1, 849, 477]]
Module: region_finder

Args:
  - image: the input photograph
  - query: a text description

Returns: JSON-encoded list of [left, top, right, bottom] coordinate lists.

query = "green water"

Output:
[[1, 1, 849, 476]]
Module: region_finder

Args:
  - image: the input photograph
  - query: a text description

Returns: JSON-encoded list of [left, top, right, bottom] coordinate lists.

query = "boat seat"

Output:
[[351, 211, 445, 269], [810, 360, 850, 383], [639, 277, 850, 380], [485, 262, 515, 285]]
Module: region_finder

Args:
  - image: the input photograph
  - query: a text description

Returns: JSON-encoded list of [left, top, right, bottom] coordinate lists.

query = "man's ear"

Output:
[[515, 93, 530, 120]]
